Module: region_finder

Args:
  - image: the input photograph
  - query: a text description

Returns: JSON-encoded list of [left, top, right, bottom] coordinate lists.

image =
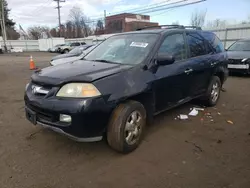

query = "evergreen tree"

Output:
[[0, 0, 19, 39]]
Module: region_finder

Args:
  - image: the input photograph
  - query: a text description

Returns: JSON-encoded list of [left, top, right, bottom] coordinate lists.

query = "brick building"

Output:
[[105, 13, 159, 34]]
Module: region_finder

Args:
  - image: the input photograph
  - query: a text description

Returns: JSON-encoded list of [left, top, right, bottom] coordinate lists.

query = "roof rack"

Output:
[[136, 25, 202, 31]]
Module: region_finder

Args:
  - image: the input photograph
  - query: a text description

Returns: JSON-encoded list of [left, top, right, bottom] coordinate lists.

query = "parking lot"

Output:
[[0, 52, 250, 188]]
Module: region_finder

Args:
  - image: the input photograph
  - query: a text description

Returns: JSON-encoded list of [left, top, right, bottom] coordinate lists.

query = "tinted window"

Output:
[[158, 33, 187, 61], [201, 32, 224, 53], [71, 43, 80, 46], [187, 33, 207, 57], [228, 41, 250, 51], [81, 42, 86, 45]]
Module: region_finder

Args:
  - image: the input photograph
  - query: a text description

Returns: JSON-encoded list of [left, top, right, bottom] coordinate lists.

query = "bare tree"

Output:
[[190, 10, 207, 28], [95, 20, 104, 35], [28, 26, 50, 39], [69, 7, 91, 38], [171, 21, 179, 25], [206, 19, 227, 28]]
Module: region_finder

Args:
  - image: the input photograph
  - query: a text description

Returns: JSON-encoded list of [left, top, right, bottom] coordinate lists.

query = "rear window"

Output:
[[200, 32, 224, 53]]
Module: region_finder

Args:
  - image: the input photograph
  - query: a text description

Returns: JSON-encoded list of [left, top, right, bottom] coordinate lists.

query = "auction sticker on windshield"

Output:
[[130, 42, 148, 48]]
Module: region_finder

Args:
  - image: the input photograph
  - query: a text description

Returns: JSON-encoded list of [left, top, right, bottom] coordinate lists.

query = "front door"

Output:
[[153, 32, 194, 112]]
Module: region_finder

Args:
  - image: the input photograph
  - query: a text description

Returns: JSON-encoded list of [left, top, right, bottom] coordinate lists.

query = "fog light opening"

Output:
[[60, 114, 72, 123]]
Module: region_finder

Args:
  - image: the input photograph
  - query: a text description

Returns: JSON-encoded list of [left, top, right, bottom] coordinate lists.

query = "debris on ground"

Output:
[[217, 112, 221, 115], [221, 88, 226, 92], [185, 140, 203, 152], [217, 140, 222, 144], [189, 108, 199, 116], [194, 107, 205, 111], [227, 120, 234, 125], [178, 114, 188, 120]]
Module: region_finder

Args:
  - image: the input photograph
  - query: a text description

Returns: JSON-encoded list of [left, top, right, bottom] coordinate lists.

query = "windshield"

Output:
[[69, 46, 83, 54], [69, 45, 93, 55], [84, 33, 158, 65], [228, 41, 250, 51]]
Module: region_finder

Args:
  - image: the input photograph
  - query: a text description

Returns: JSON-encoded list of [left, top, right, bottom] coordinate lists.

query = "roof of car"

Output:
[[238, 38, 250, 42]]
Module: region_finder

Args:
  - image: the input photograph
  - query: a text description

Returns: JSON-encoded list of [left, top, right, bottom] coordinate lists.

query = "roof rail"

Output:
[[136, 25, 202, 31], [183, 26, 202, 30], [136, 25, 184, 31]]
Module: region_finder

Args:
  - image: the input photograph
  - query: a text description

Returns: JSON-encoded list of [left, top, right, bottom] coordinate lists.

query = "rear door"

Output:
[[184, 31, 213, 97]]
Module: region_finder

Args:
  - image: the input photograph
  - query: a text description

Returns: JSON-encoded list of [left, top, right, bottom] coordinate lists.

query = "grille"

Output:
[[229, 59, 243, 64], [26, 103, 57, 122]]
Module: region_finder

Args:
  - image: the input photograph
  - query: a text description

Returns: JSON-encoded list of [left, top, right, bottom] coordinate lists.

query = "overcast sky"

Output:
[[7, 0, 250, 30]]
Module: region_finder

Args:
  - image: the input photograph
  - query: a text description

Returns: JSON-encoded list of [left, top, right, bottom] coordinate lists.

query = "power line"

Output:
[[86, 0, 206, 24]]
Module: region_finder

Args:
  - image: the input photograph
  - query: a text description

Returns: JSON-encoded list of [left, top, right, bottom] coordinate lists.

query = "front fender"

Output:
[[94, 67, 155, 104]]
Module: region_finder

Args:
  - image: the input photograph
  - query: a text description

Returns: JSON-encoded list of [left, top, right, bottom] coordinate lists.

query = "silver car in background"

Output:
[[50, 45, 97, 66]]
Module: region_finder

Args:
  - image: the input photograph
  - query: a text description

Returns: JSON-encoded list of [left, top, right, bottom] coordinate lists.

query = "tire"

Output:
[[107, 100, 146, 154], [63, 49, 69, 54], [202, 76, 221, 107]]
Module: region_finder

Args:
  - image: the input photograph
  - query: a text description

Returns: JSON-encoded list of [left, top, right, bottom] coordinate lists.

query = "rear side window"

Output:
[[201, 32, 224, 53], [158, 33, 187, 61], [186, 33, 207, 57], [71, 43, 80, 46]]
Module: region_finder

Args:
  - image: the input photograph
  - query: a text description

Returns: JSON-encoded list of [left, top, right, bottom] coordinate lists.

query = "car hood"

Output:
[[51, 56, 82, 66], [227, 51, 250, 59], [51, 53, 78, 61], [32, 60, 132, 85]]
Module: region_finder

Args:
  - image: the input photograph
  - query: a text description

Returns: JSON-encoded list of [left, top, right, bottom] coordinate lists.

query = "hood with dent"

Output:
[[51, 56, 82, 66], [32, 60, 132, 85], [227, 51, 250, 59], [51, 53, 80, 61]]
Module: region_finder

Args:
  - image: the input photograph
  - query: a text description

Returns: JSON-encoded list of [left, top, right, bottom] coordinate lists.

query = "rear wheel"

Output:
[[107, 101, 146, 153], [63, 49, 69, 54], [201, 76, 221, 107]]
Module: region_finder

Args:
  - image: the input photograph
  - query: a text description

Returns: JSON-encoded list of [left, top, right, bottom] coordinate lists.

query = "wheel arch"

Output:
[[123, 91, 155, 124]]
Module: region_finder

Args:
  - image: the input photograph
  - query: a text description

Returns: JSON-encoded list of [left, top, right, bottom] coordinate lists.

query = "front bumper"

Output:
[[37, 121, 102, 142], [24, 88, 114, 142]]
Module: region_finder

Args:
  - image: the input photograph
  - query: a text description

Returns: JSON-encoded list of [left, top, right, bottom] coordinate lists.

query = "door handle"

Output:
[[184, 68, 193, 74]]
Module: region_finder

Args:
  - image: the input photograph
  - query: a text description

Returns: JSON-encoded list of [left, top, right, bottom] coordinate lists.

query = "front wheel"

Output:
[[107, 101, 146, 154], [201, 76, 221, 107]]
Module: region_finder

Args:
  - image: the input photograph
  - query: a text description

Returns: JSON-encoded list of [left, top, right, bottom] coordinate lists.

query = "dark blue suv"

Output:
[[25, 25, 228, 153]]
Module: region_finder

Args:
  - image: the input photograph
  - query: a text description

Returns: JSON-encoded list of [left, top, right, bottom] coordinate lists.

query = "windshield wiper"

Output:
[[92, 59, 120, 64]]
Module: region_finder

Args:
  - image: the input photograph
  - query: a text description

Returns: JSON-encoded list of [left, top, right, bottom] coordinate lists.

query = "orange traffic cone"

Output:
[[29, 56, 36, 70]]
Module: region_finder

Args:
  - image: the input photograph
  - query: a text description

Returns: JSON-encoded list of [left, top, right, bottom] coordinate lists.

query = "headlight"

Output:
[[56, 83, 101, 98]]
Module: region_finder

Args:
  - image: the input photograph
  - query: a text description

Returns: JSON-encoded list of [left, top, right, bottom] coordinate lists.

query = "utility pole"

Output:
[[54, 0, 65, 37], [104, 10, 106, 33], [0, 0, 7, 52]]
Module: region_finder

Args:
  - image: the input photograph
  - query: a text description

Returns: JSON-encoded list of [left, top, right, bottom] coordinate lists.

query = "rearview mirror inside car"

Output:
[[157, 53, 175, 66]]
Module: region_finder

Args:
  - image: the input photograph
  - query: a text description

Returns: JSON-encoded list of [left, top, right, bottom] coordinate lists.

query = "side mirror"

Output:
[[157, 53, 175, 66]]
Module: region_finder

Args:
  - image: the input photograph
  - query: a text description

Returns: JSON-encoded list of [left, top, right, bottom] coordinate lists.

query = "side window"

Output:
[[71, 43, 80, 47], [201, 32, 224, 53], [187, 33, 207, 57], [158, 33, 187, 61]]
